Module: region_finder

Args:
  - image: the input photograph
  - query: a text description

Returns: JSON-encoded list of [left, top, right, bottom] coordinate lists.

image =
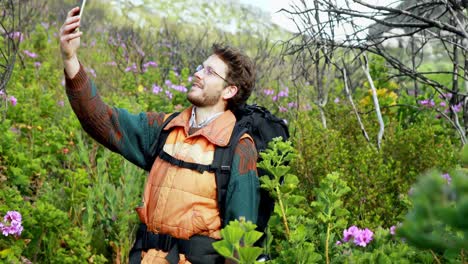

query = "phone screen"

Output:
[[79, 0, 87, 17]]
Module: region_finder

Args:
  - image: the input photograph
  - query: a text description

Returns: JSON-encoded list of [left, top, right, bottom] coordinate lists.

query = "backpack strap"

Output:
[[158, 150, 215, 173], [145, 112, 179, 171], [212, 125, 249, 227]]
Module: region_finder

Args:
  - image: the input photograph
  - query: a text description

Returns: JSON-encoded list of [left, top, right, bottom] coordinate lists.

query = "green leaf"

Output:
[[0, 248, 12, 257], [212, 240, 234, 258], [243, 230, 263, 246], [238, 247, 263, 263], [221, 225, 244, 245]]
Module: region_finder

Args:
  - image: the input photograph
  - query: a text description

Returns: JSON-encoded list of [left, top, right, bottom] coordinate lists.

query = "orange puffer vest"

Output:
[[136, 107, 236, 240]]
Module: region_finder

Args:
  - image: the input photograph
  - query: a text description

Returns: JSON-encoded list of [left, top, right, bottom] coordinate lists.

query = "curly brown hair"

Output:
[[212, 43, 256, 110]]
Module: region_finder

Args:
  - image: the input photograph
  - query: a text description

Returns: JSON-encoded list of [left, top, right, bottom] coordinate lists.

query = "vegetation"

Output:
[[0, 0, 466, 263]]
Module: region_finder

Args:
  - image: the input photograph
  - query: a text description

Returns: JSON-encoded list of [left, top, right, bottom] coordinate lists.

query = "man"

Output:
[[60, 6, 260, 264]]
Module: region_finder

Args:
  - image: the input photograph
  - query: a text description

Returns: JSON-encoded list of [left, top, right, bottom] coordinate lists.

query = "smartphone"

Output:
[[78, 0, 86, 17]]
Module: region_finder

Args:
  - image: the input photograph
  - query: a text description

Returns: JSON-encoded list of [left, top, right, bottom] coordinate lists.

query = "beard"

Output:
[[187, 89, 222, 107]]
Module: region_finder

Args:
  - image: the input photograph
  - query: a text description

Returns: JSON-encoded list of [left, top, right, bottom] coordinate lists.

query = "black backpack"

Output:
[[149, 104, 289, 236]]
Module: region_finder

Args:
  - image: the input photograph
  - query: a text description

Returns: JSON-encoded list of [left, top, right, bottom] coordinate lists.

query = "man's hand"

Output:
[[59, 7, 82, 78]]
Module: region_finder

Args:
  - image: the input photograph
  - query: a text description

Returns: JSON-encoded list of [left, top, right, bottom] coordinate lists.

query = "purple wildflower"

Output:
[[4, 211, 21, 222], [106, 61, 117, 66], [354, 228, 373, 247], [9, 96, 17, 106], [1, 211, 23, 237], [23, 50, 38, 58], [165, 80, 172, 86], [439, 101, 446, 107], [10, 127, 20, 134], [418, 99, 435, 108], [439, 93, 453, 100], [390, 225, 396, 235], [143, 61, 158, 69], [152, 84, 162, 94], [173, 85, 187, 93], [86, 68, 97, 78], [343, 226, 360, 242], [125, 63, 138, 73], [277, 89, 289, 98], [57, 100, 65, 107], [442, 173, 452, 184], [9, 32, 24, 42], [334, 97, 340, 103], [336, 241, 342, 245], [34, 62, 42, 68], [453, 103, 462, 113], [187, 76, 193, 82], [287, 102, 298, 109], [165, 90, 173, 99], [263, 89, 275, 96], [303, 104, 312, 111], [279, 106, 288, 112]]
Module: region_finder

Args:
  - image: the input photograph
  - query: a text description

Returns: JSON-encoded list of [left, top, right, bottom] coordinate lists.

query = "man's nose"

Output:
[[194, 70, 203, 79]]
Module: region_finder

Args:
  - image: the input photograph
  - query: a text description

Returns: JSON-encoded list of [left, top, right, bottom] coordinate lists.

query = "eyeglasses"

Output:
[[196, 64, 229, 84]]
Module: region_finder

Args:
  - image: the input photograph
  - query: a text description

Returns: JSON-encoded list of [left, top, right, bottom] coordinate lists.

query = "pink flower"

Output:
[[1, 211, 23, 237], [4, 211, 21, 222], [9, 32, 24, 42], [263, 89, 275, 96], [418, 99, 435, 107], [287, 102, 298, 109], [354, 228, 373, 247], [23, 50, 38, 58], [390, 225, 396, 235], [9, 96, 17, 106], [343, 225, 359, 242], [125, 63, 138, 73]]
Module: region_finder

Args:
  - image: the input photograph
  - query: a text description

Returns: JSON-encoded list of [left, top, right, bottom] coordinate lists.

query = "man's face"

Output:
[[187, 54, 229, 108]]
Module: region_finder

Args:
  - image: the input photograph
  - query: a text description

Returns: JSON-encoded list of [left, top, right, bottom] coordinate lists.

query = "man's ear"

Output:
[[222, 85, 238, 100]]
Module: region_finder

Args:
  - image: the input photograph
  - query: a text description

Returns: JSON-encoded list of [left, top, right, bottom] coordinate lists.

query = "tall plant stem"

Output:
[[430, 250, 442, 264], [325, 223, 331, 264], [275, 186, 290, 239]]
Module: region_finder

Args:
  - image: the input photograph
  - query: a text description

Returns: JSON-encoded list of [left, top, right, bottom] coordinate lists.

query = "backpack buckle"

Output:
[[220, 165, 230, 172]]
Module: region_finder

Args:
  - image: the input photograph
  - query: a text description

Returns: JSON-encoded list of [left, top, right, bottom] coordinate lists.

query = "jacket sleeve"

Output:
[[65, 64, 166, 170], [224, 137, 260, 225]]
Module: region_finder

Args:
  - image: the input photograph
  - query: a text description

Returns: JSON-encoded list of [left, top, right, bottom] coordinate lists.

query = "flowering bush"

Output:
[[0, 211, 23, 237], [340, 225, 374, 247]]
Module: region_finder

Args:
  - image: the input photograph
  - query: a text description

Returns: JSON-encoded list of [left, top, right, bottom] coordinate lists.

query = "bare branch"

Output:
[[361, 53, 384, 150]]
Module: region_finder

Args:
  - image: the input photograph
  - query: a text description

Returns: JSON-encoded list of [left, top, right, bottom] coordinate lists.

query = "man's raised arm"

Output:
[[60, 6, 82, 79], [58, 7, 166, 171]]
